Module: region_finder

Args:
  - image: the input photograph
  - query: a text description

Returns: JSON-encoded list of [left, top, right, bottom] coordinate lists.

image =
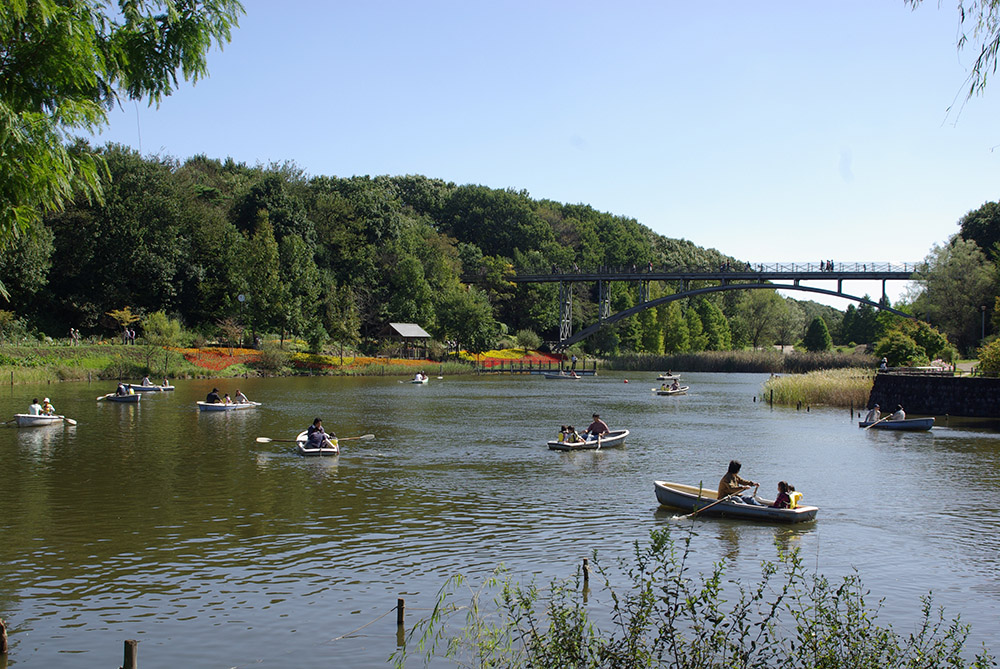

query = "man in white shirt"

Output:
[[28, 398, 42, 415]]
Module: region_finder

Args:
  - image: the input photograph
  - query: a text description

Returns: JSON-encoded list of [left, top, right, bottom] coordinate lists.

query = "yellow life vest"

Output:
[[789, 491, 803, 509]]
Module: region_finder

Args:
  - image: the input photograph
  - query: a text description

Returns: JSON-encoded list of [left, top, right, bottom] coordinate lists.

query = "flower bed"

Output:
[[172, 347, 261, 371]]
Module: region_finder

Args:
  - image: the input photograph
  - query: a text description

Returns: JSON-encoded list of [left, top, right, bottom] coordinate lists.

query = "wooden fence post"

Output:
[[122, 639, 138, 669], [397, 597, 405, 626], [582, 558, 589, 585]]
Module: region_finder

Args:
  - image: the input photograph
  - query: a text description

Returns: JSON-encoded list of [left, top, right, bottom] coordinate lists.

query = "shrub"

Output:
[[394, 528, 995, 668]]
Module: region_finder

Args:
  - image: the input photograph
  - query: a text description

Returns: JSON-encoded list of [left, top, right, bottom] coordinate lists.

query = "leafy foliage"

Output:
[[803, 317, 833, 352], [394, 528, 995, 668]]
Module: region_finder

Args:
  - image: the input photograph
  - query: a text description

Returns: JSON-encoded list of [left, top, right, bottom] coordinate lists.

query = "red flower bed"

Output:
[[180, 348, 261, 371]]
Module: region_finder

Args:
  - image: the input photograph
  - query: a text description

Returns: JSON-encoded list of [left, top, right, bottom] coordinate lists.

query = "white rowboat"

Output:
[[196, 401, 261, 412], [13, 414, 65, 427], [547, 429, 629, 451], [295, 430, 339, 456]]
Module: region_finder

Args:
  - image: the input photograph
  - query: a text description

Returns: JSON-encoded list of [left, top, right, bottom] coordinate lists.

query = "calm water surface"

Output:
[[2, 372, 1000, 667]]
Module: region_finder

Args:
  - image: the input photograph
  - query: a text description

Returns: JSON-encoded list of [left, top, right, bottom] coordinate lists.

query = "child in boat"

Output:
[[566, 426, 582, 443], [770, 481, 792, 509], [223, 393, 233, 404], [42, 398, 55, 415]]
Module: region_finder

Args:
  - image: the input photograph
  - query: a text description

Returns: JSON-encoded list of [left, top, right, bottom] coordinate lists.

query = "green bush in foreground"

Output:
[[393, 528, 994, 668]]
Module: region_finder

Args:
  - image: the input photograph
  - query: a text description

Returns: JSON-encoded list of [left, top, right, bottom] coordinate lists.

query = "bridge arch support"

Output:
[[555, 282, 910, 350]]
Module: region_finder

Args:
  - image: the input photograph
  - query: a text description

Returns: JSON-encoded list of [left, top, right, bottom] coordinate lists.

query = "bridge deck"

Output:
[[501, 262, 917, 283]]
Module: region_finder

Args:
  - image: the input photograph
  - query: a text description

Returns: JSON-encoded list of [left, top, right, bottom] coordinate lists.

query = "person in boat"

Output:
[[223, 393, 233, 404], [584, 413, 610, 441], [116, 382, 128, 396], [770, 481, 792, 509], [660, 383, 668, 391], [864, 404, 881, 423], [141, 375, 152, 386], [205, 388, 222, 404], [565, 425, 583, 443], [718, 460, 761, 505], [670, 379, 680, 391], [888, 404, 905, 421], [162, 378, 169, 387], [234, 389, 249, 404], [42, 398, 55, 415], [127, 384, 135, 395], [29, 398, 43, 415], [306, 418, 336, 449]]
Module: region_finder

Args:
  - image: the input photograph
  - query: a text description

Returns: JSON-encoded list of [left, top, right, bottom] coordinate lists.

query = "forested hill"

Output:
[[0, 143, 845, 354]]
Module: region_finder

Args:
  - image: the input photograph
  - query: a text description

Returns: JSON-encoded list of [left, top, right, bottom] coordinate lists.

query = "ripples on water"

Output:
[[2, 373, 1000, 666]]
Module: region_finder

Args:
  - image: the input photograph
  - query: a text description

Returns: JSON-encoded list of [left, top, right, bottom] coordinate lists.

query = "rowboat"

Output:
[[548, 429, 629, 451], [295, 430, 340, 456], [656, 386, 689, 396], [654, 481, 819, 523], [543, 372, 581, 380], [131, 384, 175, 392], [102, 394, 140, 403], [858, 417, 934, 431], [656, 373, 680, 381], [411, 378, 429, 384], [196, 401, 261, 412], [13, 413, 65, 427]]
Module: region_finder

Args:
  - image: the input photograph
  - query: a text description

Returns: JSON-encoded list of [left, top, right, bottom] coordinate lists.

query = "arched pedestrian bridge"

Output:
[[466, 261, 920, 350]]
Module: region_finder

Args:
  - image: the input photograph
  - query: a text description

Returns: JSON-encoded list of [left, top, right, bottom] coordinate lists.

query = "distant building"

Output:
[[385, 322, 431, 359]]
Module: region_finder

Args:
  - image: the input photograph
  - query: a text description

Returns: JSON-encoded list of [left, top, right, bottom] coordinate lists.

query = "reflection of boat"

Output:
[[196, 401, 261, 412], [543, 372, 581, 380], [296, 430, 339, 456], [13, 414, 65, 427], [102, 394, 140, 403], [131, 384, 175, 392], [656, 373, 680, 381], [547, 429, 629, 451], [654, 481, 819, 523], [858, 418, 934, 431], [656, 386, 689, 396]]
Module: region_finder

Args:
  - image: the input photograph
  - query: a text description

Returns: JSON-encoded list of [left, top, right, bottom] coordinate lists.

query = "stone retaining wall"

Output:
[[868, 373, 1000, 417]]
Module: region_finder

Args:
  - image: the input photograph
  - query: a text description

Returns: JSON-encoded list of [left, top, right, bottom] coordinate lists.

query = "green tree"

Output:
[[141, 310, 182, 347], [737, 290, 783, 349], [957, 200, 1000, 258], [434, 288, 497, 358], [774, 300, 804, 351], [685, 307, 707, 352], [875, 330, 928, 367], [802, 317, 833, 352], [515, 328, 541, 356], [912, 237, 998, 353], [241, 218, 285, 339], [278, 234, 323, 345], [696, 299, 731, 351], [0, 0, 243, 248], [977, 338, 1000, 373], [662, 301, 689, 353]]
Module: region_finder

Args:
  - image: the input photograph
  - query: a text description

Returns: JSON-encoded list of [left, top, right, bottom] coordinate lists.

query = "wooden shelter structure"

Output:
[[384, 322, 432, 359]]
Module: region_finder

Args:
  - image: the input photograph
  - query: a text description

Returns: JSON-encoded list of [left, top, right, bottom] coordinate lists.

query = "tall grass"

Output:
[[762, 367, 875, 408], [394, 528, 994, 668], [613, 350, 876, 374]]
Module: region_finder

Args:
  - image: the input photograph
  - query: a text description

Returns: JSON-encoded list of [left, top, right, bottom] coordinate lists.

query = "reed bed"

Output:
[[612, 350, 876, 374], [762, 367, 875, 408]]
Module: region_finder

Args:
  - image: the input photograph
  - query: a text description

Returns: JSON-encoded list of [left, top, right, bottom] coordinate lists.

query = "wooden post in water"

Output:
[[122, 639, 138, 669], [397, 597, 405, 626], [582, 558, 589, 585], [1, 617, 8, 654]]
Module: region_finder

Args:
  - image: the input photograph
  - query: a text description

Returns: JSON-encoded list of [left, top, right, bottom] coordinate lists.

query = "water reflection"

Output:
[[2, 372, 1000, 667]]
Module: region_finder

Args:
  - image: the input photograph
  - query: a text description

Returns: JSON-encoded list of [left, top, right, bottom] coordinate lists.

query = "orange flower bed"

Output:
[[173, 347, 261, 371]]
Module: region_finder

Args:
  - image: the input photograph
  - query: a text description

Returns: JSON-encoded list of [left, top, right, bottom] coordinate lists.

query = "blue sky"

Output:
[[95, 1, 1000, 308]]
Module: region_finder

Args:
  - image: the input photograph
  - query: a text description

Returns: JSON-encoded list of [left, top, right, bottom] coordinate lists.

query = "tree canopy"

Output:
[[0, 0, 243, 257]]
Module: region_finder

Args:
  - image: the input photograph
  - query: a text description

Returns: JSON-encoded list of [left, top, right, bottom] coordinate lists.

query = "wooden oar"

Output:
[[864, 415, 892, 430], [96, 394, 109, 401], [678, 486, 751, 520], [62, 417, 77, 426], [256, 433, 375, 444]]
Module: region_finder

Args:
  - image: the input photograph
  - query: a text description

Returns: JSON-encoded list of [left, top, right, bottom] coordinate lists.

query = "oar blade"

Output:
[[63, 417, 77, 426], [255, 437, 273, 443]]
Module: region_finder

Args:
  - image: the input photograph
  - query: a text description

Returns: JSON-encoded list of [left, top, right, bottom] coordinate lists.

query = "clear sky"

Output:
[[95, 1, 1000, 309]]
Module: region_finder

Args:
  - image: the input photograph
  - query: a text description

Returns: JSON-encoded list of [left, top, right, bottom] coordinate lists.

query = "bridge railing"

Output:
[[511, 261, 922, 275]]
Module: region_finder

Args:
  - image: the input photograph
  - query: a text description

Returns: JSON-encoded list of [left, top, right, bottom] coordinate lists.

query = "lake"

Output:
[[2, 372, 999, 667]]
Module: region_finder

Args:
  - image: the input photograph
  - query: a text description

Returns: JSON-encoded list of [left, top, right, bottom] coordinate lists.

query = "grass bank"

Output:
[[0, 344, 535, 385], [761, 367, 875, 408], [611, 350, 876, 374]]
